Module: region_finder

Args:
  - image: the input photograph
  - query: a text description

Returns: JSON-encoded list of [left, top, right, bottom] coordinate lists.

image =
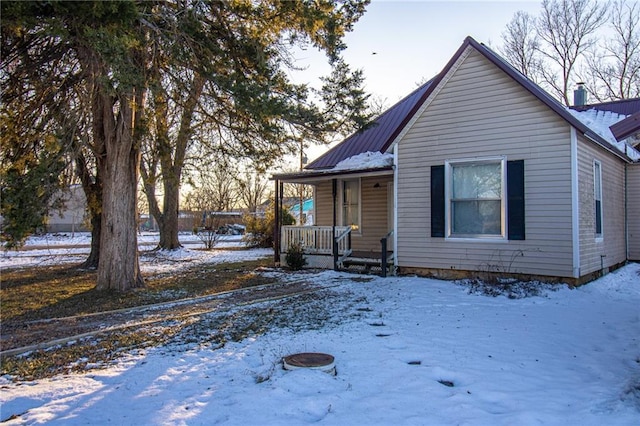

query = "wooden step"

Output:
[[342, 257, 383, 267]]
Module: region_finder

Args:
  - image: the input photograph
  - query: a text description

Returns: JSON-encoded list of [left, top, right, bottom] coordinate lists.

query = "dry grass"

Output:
[[1, 257, 280, 381], [0, 257, 367, 382], [0, 258, 274, 322]]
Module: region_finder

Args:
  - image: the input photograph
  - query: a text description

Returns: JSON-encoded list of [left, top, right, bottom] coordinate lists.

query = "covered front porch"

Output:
[[272, 167, 396, 276]]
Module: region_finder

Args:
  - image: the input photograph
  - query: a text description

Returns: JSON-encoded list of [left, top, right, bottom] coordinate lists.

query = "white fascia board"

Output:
[[393, 145, 398, 260], [571, 127, 581, 278]]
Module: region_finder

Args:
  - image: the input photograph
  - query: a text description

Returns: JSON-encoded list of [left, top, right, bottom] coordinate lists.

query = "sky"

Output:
[[1, 234, 639, 425], [288, 0, 543, 162]]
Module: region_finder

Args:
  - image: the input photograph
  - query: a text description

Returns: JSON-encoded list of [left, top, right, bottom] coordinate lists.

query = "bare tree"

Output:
[[184, 159, 240, 214], [140, 68, 205, 250], [236, 167, 271, 213], [500, 0, 611, 105], [537, 0, 608, 105], [581, 0, 640, 101], [500, 11, 543, 81]]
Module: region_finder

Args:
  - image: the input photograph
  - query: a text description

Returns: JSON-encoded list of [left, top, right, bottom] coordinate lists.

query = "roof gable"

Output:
[[459, 38, 638, 161], [306, 36, 637, 170]]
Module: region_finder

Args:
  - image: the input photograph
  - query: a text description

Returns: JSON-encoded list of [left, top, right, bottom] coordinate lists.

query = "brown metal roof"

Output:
[[570, 98, 640, 116], [306, 79, 434, 169], [609, 111, 640, 142]]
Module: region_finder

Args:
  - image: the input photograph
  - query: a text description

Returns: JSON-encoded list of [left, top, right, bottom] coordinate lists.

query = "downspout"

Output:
[[332, 179, 338, 270], [393, 145, 399, 272], [570, 127, 580, 279]]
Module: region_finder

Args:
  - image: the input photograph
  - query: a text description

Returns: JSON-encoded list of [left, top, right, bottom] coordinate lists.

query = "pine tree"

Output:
[[1, 0, 371, 291]]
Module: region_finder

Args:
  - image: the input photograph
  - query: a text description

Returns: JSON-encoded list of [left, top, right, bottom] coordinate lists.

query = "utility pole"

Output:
[[299, 140, 307, 225]]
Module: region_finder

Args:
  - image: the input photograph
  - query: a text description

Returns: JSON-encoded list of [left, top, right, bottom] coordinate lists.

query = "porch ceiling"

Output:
[[272, 166, 393, 184]]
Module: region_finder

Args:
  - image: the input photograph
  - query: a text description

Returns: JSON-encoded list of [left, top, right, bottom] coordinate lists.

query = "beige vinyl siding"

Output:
[[396, 48, 574, 278], [577, 137, 627, 275], [626, 163, 640, 260], [353, 175, 393, 252], [313, 176, 392, 252], [314, 181, 333, 226]]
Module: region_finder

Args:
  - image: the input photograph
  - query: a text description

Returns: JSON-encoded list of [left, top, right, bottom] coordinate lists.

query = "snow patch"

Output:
[[568, 108, 640, 161], [333, 151, 394, 170]]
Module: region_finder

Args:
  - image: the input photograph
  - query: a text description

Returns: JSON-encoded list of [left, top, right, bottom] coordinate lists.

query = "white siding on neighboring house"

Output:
[[396, 48, 575, 278], [577, 137, 627, 275], [46, 185, 89, 233], [628, 163, 640, 260]]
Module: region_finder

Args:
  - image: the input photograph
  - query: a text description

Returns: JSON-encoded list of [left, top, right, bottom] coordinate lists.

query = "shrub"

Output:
[[285, 242, 307, 270], [243, 207, 295, 248]]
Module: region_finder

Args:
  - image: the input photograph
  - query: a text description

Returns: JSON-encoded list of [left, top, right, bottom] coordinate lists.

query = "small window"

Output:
[[446, 158, 505, 238], [342, 179, 360, 231], [594, 160, 602, 238]]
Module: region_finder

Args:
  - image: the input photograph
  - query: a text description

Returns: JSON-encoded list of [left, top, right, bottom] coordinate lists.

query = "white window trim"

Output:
[[340, 178, 362, 234], [445, 156, 507, 241], [593, 160, 603, 242]]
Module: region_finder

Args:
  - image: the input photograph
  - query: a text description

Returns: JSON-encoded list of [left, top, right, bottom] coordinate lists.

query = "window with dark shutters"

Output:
[[594, 161, 602, 238], [429, 159, 525, 240], [430, 165, 445, 237], [507, 160, 525, 240]]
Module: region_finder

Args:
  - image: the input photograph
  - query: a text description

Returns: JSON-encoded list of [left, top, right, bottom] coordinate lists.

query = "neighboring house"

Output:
[[273, 36, 640, 284], [46, 184, 90, 233], [289, 199, 314, 226]]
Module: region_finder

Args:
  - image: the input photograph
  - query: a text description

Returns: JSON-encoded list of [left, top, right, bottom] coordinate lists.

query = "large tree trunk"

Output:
[[158, 179, 181, 249], [73, 140, 102, 269], [142, 181, 181, 250], [96, 91, 144, 291], [81, 213, 101, 269], [74, 46, 141, 289]]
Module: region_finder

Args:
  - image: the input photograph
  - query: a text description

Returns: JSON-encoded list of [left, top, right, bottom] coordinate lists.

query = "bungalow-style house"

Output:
[[273, 36, 640, 285]]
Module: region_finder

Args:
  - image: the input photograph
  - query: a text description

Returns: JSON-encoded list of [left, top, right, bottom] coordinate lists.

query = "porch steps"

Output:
[[340, 252, 394, 276]]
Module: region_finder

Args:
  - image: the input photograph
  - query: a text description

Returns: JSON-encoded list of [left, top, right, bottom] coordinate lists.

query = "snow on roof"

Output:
[[568, 108, 640, 161], [333, 151, 394, 171], [306, 81, 433, 170]]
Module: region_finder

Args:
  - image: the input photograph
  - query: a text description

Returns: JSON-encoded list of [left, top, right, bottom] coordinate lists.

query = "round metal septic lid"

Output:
[[283, 352, 335, 373]]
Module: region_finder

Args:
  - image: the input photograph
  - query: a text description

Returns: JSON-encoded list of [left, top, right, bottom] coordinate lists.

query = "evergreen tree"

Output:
[[1, 0, 371, 291]]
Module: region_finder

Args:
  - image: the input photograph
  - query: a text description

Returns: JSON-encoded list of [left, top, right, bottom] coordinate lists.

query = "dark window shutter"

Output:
[[507, 160, 525, 240], [431, 165, 445, 238], [595, 200, 602, 235]]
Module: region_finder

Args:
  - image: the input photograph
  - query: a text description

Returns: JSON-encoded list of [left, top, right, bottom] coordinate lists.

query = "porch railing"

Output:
[[281, 226, 351, 255]]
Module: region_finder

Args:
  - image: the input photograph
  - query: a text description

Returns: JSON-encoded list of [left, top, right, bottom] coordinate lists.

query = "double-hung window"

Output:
[[446, 158, 506, 239], [342, 179, 360, 231], [594, 160, 603, 239]]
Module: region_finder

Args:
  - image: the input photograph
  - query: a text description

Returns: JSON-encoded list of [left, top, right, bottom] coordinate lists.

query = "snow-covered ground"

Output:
[[0, 232, 270, 275], [1, 234, 639, 425]]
